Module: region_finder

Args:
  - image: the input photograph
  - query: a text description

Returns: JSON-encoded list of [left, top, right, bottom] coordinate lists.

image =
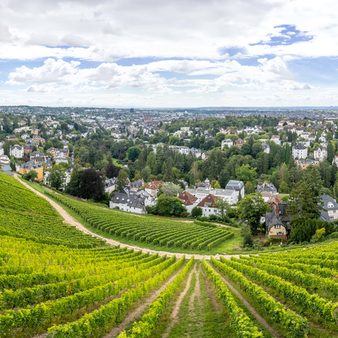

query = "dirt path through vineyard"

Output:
[[16, 175, 241, 261]]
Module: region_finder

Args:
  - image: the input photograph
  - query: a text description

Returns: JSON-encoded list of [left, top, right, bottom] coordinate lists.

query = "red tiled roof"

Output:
[[145, 180, 164, 190], [178, 191, 198, 206], [197, 194, 218, 208]]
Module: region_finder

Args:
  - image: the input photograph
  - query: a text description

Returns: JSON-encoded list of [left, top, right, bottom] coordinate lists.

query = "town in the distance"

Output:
[[1, 105, 337, 247]]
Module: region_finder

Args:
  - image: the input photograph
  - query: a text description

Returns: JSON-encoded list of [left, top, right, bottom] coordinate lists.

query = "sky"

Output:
[[1, 0, 338, 108]]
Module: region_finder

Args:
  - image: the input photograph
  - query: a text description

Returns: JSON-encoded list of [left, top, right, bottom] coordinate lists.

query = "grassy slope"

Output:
[[26, 181, 243, 254]]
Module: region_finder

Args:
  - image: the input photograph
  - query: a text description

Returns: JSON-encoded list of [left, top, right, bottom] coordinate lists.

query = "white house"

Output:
[[196, 194, 220, 217], [221, 139, 234, 150], [292, 143, 308, 160], [185, 186, 239, 206], [10, 144, 24, 159], [104, 178, 117, 194], [261, 142, 270, 154], [225, 180, 245, 199], [320, 195, 338, 222], [0, 155, 10, 165], [109, 190, 153, 214], [313, 147, 327, 162], [271, 135, 281, 145], [333, 155, 338, 167]]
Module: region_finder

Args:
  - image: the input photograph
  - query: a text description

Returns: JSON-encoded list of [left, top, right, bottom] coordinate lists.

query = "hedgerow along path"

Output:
[[15, 176, 239, 260]]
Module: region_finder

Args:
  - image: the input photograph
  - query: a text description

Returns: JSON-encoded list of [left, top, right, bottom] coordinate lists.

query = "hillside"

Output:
[[41, 187, 240, 254], [0, 173, 337, 337]]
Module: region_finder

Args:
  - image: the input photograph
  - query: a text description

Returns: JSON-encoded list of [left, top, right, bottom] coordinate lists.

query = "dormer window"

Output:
[[328, 202, 334, 208]]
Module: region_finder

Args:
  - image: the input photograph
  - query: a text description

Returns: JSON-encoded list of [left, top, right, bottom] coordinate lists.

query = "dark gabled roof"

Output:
[[320, 194, 338, 210], [226, 180, 244, 191], [111, 191, 146, 209], [293, 143, 307, 150], [256, 182, 277, 193], [265, 211, 282, 231]]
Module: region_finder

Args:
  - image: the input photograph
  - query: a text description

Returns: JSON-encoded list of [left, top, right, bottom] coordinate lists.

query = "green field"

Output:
[[0, 172, 337, 338]]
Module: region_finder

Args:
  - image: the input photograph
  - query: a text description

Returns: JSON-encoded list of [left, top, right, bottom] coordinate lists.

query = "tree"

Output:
[[236, 164, 257, 183], [106, 161, 120, 178], [127, 146, 141, 162], [327, 141, 335, 164], [216, 198, 229, 221], [66, 168, 104, 201], [23, 170, 37, 182], [191, 206, 203, 218], [288, 166, 322, 223], [141, 166, 151, 182], [117, 168, 129, 191], [152, 195, 186, 217], [241, 224, 253, 247], [159, 182, 182, 196], [9, 159, 16, 172], [211, 180, 221, 189], [49, 167, 65, 190], [238, 193, 267, 235]]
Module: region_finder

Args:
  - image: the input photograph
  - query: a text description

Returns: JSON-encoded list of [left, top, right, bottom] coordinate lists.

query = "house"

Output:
[[292, 143, 308, 160], [256, 182, 278, 202], [185, 186, 239, 206], [130, 179, 145, 191], [10, 144, 24, 159], [261, 142, 270, 154], [221, 139, 234, 150], [313, 147, 327, 162], [0, 155, 10, 165], [320, 195, 338, 222], [104, 178, 117, 194], [235, 139, 244, 148], [265, 212, 288, 239], [197, 194, 220, 217], [271, 135, 281, 145], [18, 161, 44, 181], [0, 142, 4, 156], [109, 190, 154, 214], [178, 191, 198, 214], [144, 180, 164, 197], [30, 151, 49, 164], [225, 180, 245, 199], [265, 200, 290, 239], [295, 159, 319, 169], [333, 155, 338, 167]]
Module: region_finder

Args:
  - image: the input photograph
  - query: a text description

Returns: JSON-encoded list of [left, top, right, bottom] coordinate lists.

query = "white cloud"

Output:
[[1, 0, 338, 106]]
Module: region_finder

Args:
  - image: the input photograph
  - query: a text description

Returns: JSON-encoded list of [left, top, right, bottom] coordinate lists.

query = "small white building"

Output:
[[271, 135, 281, 145], [292, 143, 308, 160], [10, 144, 24, 159], [313, 147, 327, 162], [196, 194, 220, 217], [225, 180, 245, 199], [261, 142, 270, 154], [333, 155, 338, 167], [221, 139, 234, 150]]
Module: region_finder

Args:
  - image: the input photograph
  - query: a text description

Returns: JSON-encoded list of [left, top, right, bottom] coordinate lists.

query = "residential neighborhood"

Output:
[[0, 106, 337, 243]]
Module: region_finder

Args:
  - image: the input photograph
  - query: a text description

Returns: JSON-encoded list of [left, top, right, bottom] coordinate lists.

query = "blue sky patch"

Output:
[[252, 24, 313, 46]]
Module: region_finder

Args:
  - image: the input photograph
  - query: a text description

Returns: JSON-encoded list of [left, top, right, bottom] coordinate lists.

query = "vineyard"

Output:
[[44, 189, 236, 252], [0, 173, 103, 248], [0, 173, 337, 337]]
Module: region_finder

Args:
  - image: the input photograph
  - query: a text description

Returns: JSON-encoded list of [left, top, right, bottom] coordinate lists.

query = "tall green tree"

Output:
[[238, 193, 267, 235]]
